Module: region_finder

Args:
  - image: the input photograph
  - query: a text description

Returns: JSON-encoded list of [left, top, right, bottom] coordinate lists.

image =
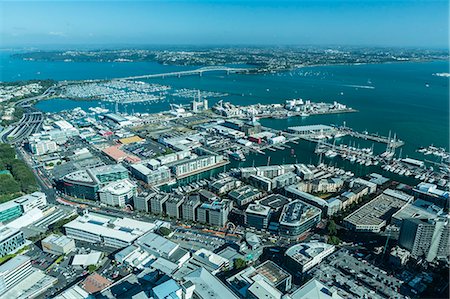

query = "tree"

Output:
[[0, 174, 21, 196], [234, 258, 247, 270], [327, 220, 337, 236], [328, 235, 341, 245], [158, 227, 172, 237], [88, 265, 98, 273]]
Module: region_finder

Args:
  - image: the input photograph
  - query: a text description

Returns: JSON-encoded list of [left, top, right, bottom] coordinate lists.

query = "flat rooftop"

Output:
[[42, 234, 74, 247], [246, 204, 271, 216], [259, 194, 290, 210], [344, 189, 411, 228], [279, 200, 321, 227], [285, 241, 335, 265], [64, 212, 154, 243], [252, 260, 291, 285]]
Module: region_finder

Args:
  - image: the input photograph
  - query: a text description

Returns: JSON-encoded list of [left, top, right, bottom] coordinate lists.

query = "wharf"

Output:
[[339, 128, 404, 148]]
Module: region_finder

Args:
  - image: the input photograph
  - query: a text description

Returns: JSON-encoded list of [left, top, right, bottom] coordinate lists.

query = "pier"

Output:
[[338, 127, 404, 148]]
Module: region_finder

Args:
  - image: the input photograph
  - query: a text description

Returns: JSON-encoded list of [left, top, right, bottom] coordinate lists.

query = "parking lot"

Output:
[[171, 229, 226, 252]]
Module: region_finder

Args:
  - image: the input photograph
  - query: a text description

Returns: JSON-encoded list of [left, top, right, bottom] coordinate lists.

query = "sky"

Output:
[[0, 0, 448, 49]]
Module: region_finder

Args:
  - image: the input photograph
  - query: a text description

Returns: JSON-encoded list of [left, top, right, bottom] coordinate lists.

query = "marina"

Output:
[[337, 125, 404, 149]]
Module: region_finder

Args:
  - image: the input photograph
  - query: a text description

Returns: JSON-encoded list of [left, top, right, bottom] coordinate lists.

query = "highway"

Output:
[[0, 85, 56, 144], [1, 109, 44, 144]]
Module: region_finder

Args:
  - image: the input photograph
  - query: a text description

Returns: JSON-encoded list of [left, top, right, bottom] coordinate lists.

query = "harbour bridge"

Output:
[[115, 66, 253, 81]]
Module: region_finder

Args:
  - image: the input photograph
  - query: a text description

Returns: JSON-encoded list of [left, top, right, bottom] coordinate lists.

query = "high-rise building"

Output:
[[398, 217, 449, 262], [165, 195, 184, 219], [197, 199, 232, 227], [182, 194, 201, 222], [134, 192, 153, 212], [150, 194, 169, 215]]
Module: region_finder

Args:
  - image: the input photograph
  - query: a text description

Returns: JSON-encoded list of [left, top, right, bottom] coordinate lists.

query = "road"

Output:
[[0, 85, 55, 144]]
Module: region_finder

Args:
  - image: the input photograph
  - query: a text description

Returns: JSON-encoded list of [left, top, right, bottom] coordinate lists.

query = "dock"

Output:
[[339, 127, 404, 148]]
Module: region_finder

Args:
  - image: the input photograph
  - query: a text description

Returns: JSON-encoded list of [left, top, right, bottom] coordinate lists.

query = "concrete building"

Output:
[[229, 185, 262, 207], [413, 183, 449, 207], [389, 246, 411, 267], [0, 255, 34, 295], [98, 179, 137, 207], [398, 217, 449, 262], [278, 200, 321, 237], [0, 226, 25, 257], [287, 278, 343, 299], [240, 165, 295, 180], [13, 192, 47, 213], [41, 234, 76, 255], [185, 267, 239, 299], [165, 195, 184, 219], [259, 194, 290, 213], [247, 279, 283, 299], [343, 189, 412, 233], [210, 176, 241, 195], [197, 199, 232, 227], [245, 204, 271, 229], [391, 199, 443, 228], [29, 138, 58, 156], [0, 201, 23, 223], [350, 178, 377, 194], [227, 260, 292, 296], [248, 175, 273, 192], [133, 192, 153, 212], [168, 154, 224, 179], [130, 164, 172, 186], [150, 194, 169, 215], [295, 164, 314, 180], [190, 248, 230, 274], [285, 241, 335, 273], [182, 195, 201, 222], [64, 212, 155, 249], [284, 185, 341, 216], [61, 164, 129, 200]]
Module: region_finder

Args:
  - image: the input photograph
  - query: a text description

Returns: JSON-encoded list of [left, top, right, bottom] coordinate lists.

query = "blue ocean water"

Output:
[[2, 51, 448, 161]]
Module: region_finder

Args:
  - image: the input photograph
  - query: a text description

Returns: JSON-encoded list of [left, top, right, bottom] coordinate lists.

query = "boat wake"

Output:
[[342, 84, 375, 89]]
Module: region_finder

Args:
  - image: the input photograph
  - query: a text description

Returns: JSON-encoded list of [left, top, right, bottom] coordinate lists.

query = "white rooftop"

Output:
[[72, 251, 103, 267], [64, 212, 155, 244], [98, 179, 136, 195], [185, 267, 239, 299]]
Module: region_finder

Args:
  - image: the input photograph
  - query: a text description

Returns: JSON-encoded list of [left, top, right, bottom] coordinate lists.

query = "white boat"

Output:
[[229, 150, 246, 161]]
